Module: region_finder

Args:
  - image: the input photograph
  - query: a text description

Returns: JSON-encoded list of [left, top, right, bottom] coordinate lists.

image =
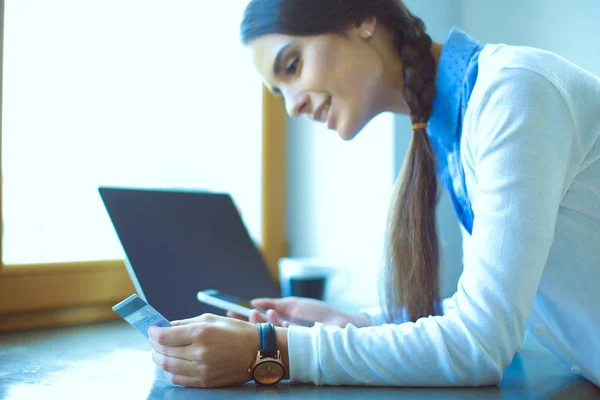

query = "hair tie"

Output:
[[412, 123, 428, 131]]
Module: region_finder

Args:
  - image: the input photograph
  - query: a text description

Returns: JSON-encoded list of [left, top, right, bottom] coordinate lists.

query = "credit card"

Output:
[[113, 294, 172, 338]]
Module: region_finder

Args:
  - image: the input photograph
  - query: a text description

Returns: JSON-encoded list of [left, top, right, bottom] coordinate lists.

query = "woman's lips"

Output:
[[312, 98, 332, 122], [326, 102, 335, 130]]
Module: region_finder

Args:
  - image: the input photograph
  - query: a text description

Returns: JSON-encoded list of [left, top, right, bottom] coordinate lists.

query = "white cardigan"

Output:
[[287, 42, 600, 386]]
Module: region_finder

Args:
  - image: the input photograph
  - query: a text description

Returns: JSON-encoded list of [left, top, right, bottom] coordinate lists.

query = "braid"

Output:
[[385, 9, 441, 322], [398, 18, 436, 124]]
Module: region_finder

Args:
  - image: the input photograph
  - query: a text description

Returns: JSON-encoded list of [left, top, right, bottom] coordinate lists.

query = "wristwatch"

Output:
[[248, 322, 286, 385]]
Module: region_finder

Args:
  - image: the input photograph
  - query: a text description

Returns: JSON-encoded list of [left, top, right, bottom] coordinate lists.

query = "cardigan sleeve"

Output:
[[287, 67, 578, 386], [359, 297, 457, 326]]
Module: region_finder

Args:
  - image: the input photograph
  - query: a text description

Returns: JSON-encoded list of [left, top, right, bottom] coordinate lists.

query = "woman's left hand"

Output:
[[148, 314, 259, 388]]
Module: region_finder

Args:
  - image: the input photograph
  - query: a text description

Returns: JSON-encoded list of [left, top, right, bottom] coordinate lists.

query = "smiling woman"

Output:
[[143, 0, 600, 390], [243, 0, 441, 322], [0, 0, 287, 333]]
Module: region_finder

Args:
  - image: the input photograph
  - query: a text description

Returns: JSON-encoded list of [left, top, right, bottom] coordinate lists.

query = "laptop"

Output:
[[98, 186, 281, 321]]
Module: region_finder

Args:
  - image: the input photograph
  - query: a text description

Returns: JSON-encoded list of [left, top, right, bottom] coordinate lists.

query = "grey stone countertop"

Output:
[[1, 321, 599, 400]]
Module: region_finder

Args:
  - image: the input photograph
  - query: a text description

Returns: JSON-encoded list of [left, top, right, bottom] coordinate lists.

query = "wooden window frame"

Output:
[[0, 0, 287, 333]]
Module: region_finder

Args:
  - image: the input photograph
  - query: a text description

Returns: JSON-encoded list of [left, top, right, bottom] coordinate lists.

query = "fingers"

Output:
[[149, 338, 193, 361], [164, 372, 201, 388], [168, 313, 226, 327], [226, 311, 249, 321], [250, 298, 296, 327], [248, 309, 287, 327], [163, 372, 214, 389], [265, 309, 284, 326], [247, 309, 267, 324], [169, 316, 202, 326], [265, 310, 291, 327], [148, 325, 195, 347], [250, 298, 286, 311], [149, 314, 229, 345], [152, 350, 198, 377]]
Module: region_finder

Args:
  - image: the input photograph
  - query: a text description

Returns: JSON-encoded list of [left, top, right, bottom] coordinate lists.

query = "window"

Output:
[[3, 0, 263, 264], [0, 0, 287, 332]]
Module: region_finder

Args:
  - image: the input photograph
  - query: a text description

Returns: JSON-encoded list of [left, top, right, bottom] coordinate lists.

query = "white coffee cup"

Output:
[[278, 257, 334, 299]]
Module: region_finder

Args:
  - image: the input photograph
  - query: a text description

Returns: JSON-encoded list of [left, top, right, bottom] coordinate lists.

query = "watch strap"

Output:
[[258, 322, 277, 358]]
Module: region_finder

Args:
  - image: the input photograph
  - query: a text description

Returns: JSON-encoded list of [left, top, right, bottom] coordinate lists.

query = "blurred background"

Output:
[[1, 1, 599, 326]]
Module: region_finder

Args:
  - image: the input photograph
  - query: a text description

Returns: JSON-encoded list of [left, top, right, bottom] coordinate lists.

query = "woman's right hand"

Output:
[[226, 297, 371, 328]]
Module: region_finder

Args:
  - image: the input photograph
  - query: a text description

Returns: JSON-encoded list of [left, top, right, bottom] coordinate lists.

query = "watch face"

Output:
[[253, 360, 285, 385]]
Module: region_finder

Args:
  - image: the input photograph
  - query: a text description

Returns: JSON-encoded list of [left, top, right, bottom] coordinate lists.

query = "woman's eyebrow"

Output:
[[273, 43, 293, 76]]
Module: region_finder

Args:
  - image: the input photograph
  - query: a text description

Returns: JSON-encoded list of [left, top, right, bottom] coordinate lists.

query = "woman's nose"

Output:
[[286, 93, 310, 118]]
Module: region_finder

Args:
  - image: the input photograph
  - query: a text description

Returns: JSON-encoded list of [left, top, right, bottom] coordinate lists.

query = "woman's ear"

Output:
[[355, 17, 378, 40]]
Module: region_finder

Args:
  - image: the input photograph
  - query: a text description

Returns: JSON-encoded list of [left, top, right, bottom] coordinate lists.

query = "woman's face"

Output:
[[249, 23, 387, 140]]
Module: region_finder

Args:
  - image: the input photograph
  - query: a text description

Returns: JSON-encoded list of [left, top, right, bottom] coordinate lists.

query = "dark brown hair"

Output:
[[241, 0, 441, 322]]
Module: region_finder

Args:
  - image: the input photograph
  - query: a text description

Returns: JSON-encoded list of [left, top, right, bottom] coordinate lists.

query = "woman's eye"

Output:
[[286, 57, 299, 75]]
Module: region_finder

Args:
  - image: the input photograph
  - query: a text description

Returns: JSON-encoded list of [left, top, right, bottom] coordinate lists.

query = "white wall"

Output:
[[286, 0, 600, 312], [286, 113, 395, 312], [459, 0, 600, 76]]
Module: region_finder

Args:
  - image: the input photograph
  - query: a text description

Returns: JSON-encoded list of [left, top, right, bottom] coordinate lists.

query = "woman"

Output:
[[147, 0, 600, 388]]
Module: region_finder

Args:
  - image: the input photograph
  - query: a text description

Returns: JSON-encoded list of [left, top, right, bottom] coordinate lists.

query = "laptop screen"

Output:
[[98, 186, 280, 321]]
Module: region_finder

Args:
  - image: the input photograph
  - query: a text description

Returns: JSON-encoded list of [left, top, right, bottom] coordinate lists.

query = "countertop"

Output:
[[1, 321, 599, 399]]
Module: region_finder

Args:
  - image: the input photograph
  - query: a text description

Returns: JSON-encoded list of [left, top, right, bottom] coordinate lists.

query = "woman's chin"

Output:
[[335, 121, 363, 141]]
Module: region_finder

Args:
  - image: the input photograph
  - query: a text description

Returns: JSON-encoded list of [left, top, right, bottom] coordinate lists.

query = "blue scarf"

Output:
[[427, 28, 483, 234]]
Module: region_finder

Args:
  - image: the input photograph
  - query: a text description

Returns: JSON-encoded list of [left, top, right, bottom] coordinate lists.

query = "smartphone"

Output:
[[113, 294, 172, 338], [196, 289, 314, 327]]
